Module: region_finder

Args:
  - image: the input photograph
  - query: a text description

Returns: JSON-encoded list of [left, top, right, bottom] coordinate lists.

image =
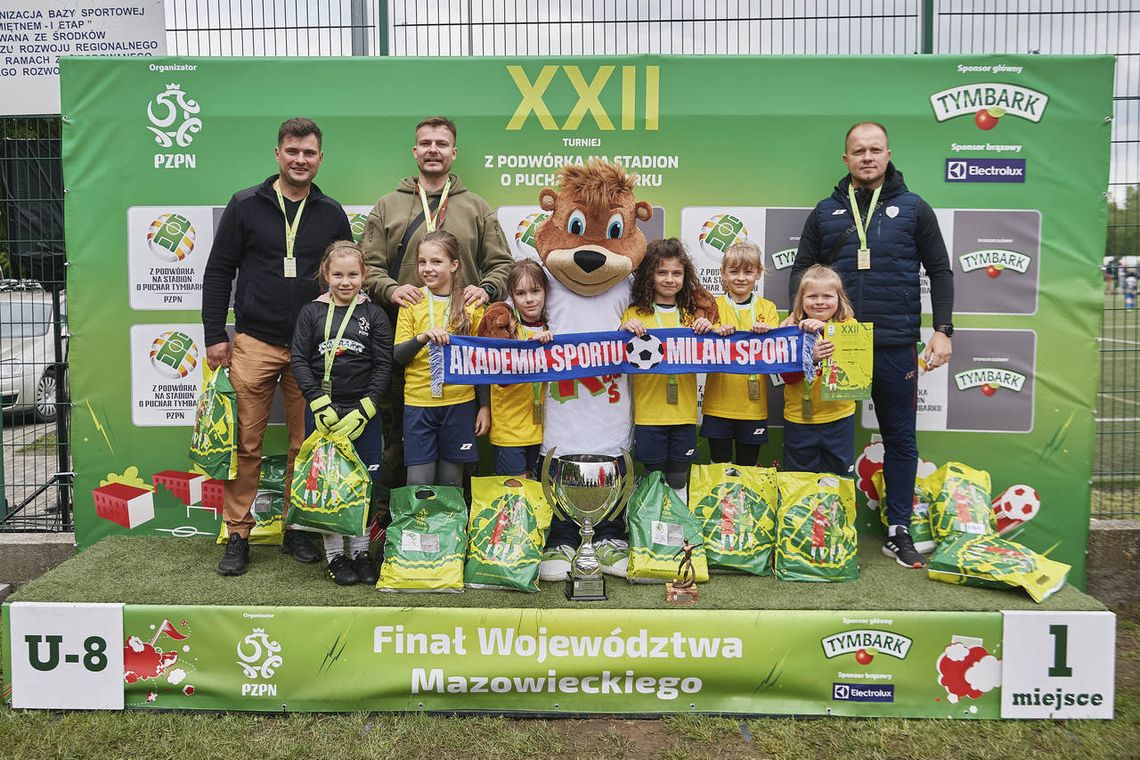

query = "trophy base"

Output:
[[565, 575, 607, 601], [666, 582, 699, 606]]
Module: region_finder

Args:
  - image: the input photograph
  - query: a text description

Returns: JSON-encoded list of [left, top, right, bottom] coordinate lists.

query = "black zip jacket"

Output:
[[290, 298, 393, 414], [202, 175, 354, 347]]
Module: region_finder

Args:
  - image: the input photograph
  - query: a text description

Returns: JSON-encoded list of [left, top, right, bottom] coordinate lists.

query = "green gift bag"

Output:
[[189, 368, 238, 480], [464, 476, 552, 592], [872, 469, 936, 553], [925, 462, 996, 544], [286, 431, 371, 536], [377, 485, 468, 593], [690, 463, 778, 575], [775, 472, 859, 582], [627, 471, 708, 584], [216, 454, 287, 545], [928, 532, 1070, 603]]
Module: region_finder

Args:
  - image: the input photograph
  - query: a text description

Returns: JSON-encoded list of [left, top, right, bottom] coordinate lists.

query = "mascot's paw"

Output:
[[693, 288, 719, 324], [477, 302, 516, 339]]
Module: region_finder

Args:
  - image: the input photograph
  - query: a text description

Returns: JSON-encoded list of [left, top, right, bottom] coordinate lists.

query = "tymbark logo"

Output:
[[507, 65, 660, 131]]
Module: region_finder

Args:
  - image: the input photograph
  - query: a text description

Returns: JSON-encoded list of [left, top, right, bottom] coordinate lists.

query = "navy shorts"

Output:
[[303, 407, 384, 481], [700, 415, 769, 445], [782, 416, 855, 476], [494, 444, 541, 477], [634, 424, 697, 465], [403, 401, 479, 466]]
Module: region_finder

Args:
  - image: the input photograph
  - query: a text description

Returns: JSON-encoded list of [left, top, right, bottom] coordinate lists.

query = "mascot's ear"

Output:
[[539, 188, 558, 212], [635, 200, 653, 222]]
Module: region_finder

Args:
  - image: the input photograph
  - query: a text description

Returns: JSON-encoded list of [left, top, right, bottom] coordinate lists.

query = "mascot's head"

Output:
[[534, 160, 652, 296]]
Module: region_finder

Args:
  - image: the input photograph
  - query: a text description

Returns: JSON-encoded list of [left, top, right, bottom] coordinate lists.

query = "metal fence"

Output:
[[2, 1, 1137, 529]]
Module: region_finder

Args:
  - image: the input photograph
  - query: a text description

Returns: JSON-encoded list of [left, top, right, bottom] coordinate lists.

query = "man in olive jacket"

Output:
[[361, 115, 513, 501]]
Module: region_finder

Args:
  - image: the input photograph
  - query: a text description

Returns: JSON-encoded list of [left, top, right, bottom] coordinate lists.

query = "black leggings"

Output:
[[644, 461, 690, 490], [707, 438, 762, 468]]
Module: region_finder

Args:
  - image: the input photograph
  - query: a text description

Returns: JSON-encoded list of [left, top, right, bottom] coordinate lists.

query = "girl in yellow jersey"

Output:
[[620, 238, 724, 494], [393, 230, 485, 488], [477, 259, 554, 477], [700, 242, 780, 467], [779, 265, 857, 475]]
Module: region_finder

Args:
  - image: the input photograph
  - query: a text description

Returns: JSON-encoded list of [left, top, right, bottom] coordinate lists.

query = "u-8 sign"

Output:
[[1000, 611, 1115, 719], [7, 602, 124, 710]]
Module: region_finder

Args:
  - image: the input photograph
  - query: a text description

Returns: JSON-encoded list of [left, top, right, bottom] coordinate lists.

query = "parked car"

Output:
[[0, 287, 68, 422]]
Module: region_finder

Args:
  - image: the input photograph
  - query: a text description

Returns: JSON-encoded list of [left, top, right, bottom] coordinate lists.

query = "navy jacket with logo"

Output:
[[202, 175, 354, 348], [790, 164, 954, 347]]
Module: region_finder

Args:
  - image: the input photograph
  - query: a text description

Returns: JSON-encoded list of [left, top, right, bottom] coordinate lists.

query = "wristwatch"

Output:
[[934, 323, 954, 337]]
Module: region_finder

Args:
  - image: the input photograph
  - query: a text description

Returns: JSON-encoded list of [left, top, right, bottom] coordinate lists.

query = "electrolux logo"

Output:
[[832, 683, 895, 702], [946, 158, 1026, 183]]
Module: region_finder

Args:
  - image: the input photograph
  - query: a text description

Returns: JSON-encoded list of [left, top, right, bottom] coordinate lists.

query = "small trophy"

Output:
[[541, 449, 634, 601], [665, 540, 699, 606]]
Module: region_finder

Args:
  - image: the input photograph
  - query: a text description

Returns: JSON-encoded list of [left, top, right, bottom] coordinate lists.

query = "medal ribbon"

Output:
[[847, 183, 882, 252], [417, 177, 452, 233], [727, 296, 760, 385], [274, 180, 308, 263], [515, 314, 547, 421], [653, 305, 679, 399], [322, 297, 359, 392]]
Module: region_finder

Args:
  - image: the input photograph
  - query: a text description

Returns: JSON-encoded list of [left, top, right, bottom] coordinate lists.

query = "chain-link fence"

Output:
[[3, 1, 1137, 529]]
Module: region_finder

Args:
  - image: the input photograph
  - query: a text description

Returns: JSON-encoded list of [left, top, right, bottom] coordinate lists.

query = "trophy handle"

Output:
[[540, 448, 571, 522], [601, 448, 636, 523]]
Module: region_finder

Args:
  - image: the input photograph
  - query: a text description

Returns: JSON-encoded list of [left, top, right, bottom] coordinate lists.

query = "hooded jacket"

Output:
[[202, 175, 353, 347], [360, 174, 513, 306], [790, 163, 954, 347]]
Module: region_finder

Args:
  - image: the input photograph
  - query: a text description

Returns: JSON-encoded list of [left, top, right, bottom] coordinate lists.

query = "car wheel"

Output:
[[35, 369, 57, 423]]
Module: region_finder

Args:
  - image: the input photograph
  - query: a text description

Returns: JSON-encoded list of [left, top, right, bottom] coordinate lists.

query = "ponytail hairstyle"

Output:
[[790, 265, 855, 323], [318, 240, 366, 291], [419, 229, 472, 335]]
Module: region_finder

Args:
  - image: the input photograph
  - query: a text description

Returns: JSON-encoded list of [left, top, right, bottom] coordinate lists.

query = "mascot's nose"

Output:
[[573, 249, 607, 273]]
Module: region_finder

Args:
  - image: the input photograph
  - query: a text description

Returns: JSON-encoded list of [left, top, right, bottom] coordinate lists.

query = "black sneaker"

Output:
[[351, 551, 379, 586], [280, 529, 319, 563], [217, 533, 249, 576], [882, 527, 926, 569], [327, 554, 359, 586]]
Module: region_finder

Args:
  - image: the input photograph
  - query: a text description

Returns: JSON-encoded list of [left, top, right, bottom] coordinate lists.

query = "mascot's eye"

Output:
[[567, 209, 586, 236], [606, 213, 624, 240]]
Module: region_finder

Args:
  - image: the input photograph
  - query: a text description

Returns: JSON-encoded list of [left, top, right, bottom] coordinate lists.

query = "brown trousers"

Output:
[[223, 333, 305, 538]]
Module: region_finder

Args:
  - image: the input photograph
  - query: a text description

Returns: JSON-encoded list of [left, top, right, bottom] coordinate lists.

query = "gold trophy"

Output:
[[666, 540, 700, 606], [540, 449, 634, 601]]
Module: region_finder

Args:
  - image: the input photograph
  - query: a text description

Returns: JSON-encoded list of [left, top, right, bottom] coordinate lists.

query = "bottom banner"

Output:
[[110, 605, 1007, 717]]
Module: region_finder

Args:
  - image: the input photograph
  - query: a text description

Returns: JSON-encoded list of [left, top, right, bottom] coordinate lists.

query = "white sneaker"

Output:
[[539, 544, 576, 582], [595, 538, 630, 578]]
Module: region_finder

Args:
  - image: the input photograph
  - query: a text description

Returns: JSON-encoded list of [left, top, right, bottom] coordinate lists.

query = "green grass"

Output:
[[1, 608, 1137, 759], [9, 533, 1104, 612], [15, 432, 56, 454], [1095, 293, 1140, 517]]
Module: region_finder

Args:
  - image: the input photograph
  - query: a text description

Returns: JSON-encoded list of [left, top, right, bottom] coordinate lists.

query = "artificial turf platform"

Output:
[[10, 533, 1104, 612]]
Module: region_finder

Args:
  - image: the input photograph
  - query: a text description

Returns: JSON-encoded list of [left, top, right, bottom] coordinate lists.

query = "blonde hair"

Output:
[[720, 241, 766, 276], [790, 265, 855, 323], [319, 240, 365, 290], [418, 229, 472, 335]]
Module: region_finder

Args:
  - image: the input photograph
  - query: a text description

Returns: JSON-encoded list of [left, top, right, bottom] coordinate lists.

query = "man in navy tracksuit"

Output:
[[791, 121, 954, 569]]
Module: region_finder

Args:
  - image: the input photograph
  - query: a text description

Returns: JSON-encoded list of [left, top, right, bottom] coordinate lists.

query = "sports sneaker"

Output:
[[882, 527, 926, 569], [217, 533, 249, 576], [595, 538, 630, 578], [351, 551, 379, 586], [280, 529, 320, 563], [538, 544, 576, 582], [327, 554, 359, 586]]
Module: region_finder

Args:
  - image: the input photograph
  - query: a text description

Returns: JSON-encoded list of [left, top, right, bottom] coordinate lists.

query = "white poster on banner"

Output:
[[1000, 610, 1115, 719], [127, 206, 214, 310], [9, 602, 124, 709], [0, 0, 167, 115], [129, 322, 204, 426]]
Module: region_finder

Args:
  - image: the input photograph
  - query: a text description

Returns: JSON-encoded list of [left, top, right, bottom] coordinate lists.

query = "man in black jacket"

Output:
[[791, 121, 954, 570], [202, 117, 354, 576]]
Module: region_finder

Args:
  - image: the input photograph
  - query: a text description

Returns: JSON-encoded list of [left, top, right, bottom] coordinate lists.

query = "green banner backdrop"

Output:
[[60, 55, 1113, 587]]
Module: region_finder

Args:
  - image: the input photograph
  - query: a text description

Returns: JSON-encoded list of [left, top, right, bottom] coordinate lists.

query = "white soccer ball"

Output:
[[625, 333, 665, 370], [994, 484, 1040, 523]]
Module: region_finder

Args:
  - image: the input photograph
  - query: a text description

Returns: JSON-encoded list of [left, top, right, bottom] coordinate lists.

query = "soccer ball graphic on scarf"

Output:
[[625, 333, 666, 370]]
